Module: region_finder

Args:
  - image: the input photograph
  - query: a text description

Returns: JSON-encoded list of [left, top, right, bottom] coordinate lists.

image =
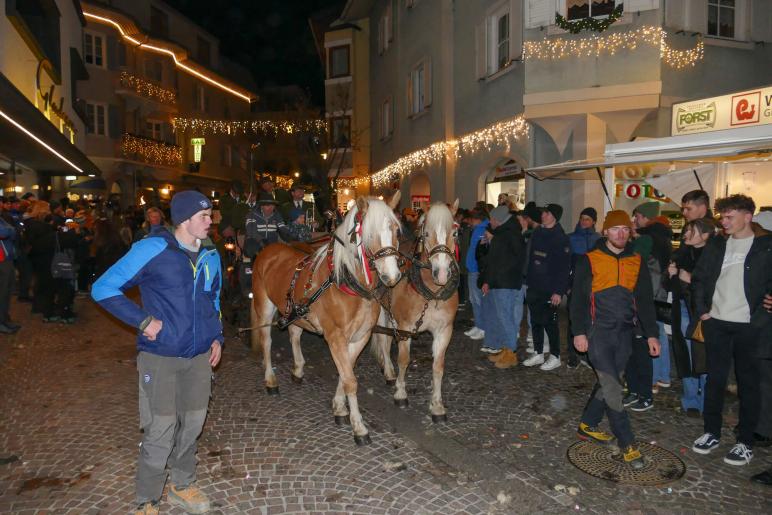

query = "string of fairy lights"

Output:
[[172, 118, 328, 136], [119, 72, 176, 104], [523, 26, 704, 69], [337, 116, 530, 189], [121, 134, 183, 166]]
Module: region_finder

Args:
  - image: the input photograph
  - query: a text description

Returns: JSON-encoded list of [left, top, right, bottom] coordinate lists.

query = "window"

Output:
[[407, 59, 431, 116], [83, 31, 104, 67], [381, 98, 393, 139], [222, 144, 232, 166], [330, 117, 351, 148], [378, 2, 393, 54], [144, 57, 163, 83], [708, 0, 735, 38], [197, 36, 211, 66], [328, 45, 350, 78], [145, 120, 162, 140], [487, 5, 510, 75], [85, 102, 107, 136], [195, 84, 208, 112], [567, 0, 615, 21], [150, 6, 169, 38]]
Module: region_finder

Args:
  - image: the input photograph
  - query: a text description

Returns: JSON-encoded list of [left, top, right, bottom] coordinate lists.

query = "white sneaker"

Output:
[[540, 355, 561, 371], [468, 328, 485, 340], [523, 354, 545, 367], [526, 331, 533, 344], [464, 327, 481, 337]]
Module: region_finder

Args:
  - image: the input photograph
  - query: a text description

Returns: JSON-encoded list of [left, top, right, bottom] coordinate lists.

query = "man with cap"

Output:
[[523, 203, 571, 371], [280, 181, 321, 229], [92, 190, 223, 514], [218, 180, 245, 235], [244, 191, 294, 259], [259, 176, 290, 205], [571, 210, 659, 469]]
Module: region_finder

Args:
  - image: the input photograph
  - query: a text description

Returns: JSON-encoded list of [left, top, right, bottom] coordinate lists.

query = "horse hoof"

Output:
[[334, 415, 350, 426], [265, 386, 280, 396], [290, 374, 303, 385], [394, 398, 409, 408], [431, 414, 448, 423], [354, 434, 372, 446], [385, 379, 396, 386]]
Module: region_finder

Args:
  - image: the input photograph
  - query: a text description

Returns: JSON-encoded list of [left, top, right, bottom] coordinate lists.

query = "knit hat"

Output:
[[289, 208, 305, 222], [544, 203, 563, 222], [524, 201, 541, 221], [489, 205, 511, 224], [580, 207, 598, 223], [633, 201, 660, 220], [171, 190, 212, 225], [602, 210, 633, 231]]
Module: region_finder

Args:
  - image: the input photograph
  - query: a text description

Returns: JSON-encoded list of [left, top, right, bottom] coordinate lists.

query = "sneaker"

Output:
[[566, 356, 580, 369], [723, 443, 753, 466], [577, 422, 615, 444], [656, 380, 671, 388], [540, 355, 561, 371], [168, 484, 211, 514], [651, 384, 660, 394], [630, 398, 654, 412], [615, 445, 645, 470], [622, 393, 639, 407], [692, 432, 720, 454], [135, 501, 159, 515], [579, 358, 592, 369], [525, 344, 535, 354], [469, 328, 485, 340], [523, 354, 545, 367], [464, 327, 481, 337], [480, 346, 502, 354]]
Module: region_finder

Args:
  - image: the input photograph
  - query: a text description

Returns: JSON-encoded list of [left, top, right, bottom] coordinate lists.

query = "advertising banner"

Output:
[[671, 86, 772, 136]]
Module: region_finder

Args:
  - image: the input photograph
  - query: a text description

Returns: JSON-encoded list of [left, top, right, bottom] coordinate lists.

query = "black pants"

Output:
[[582, 323, 635, 447], [15, 252, 32, 299], [527, 289, 560, 358], [625, 336, 653, 400], [458, 273, 468, 304], [703, 318, 761, 446], [0, 258, 15, 324], [758, 357, 772, 438]]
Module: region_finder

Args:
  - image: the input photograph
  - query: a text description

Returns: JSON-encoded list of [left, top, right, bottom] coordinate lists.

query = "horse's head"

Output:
[[349, 192, 402, 287], [419, 199, 459, 286]]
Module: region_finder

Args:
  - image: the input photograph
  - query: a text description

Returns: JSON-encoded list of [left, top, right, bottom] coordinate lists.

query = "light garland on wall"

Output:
[[336, 115, 529, 189], [172, 118, 328, 136], [121, 133, 183, 167], [523, 26, 704, 69], [119, 72, 176, 104]]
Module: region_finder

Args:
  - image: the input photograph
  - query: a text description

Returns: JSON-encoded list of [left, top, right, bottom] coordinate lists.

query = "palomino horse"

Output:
[[371, 200, 460, 422], [250, 194, 402, 445]]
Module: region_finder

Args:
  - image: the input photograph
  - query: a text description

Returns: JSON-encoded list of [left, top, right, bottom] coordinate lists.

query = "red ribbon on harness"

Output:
[[354, 212, 373, 286]]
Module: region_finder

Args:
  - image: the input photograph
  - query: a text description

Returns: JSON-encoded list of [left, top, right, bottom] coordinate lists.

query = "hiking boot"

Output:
[[135, 501, 159, 515], [493, 349, 518, 369], [168, 484, 211, 514], [622, 393, 639, 407], [577, 422, 615, 444], [692, 432, 720, 454], [724, 443, 753, 466], [629, 398, 654, 412], [540, 355, 561, 371], [615, 445, 645, 470], [523, 354, 545, 367]]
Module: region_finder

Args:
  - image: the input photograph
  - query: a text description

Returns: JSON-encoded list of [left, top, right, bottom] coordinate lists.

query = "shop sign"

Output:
[[671, 85, 772, 136], [191, 137, 206, 162], [615, 182, 671, 203], [495, 162, 522, 178], [411, 195, 430, 203], [36, 59, 76, 133]]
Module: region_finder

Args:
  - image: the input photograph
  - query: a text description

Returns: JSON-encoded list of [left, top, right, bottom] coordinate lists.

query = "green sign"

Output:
[[191, 137, 206, 146]]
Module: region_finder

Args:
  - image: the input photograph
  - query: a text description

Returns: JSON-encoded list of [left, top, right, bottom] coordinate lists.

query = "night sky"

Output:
[[166, 0, 345, 107]]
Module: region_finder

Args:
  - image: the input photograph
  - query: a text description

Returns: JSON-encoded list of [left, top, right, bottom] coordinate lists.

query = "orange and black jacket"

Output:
[[569, 239, 657, 339]]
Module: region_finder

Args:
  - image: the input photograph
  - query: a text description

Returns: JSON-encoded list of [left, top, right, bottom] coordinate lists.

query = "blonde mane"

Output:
[[424, 202, 454, 246]]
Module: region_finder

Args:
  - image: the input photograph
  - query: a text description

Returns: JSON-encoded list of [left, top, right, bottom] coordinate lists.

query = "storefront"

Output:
[[484, 158, 526, 210]]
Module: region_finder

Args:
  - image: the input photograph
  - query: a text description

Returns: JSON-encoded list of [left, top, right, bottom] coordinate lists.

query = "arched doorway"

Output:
[[408, 172, 431, 211], [481, 157, 526, 210]]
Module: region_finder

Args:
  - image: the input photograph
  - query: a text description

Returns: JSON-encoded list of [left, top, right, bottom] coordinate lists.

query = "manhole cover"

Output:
[[566, 441, 685, 486]]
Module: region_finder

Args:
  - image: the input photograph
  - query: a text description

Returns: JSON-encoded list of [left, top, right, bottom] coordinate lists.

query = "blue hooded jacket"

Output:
[[92, 226, 223, 358], [568, 223, 600, 271], [465, 219, 490, 273]]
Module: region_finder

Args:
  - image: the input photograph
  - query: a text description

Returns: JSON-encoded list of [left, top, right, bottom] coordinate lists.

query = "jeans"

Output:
[[480, 288, 524, 351], [679, 300, 706, 412], [467, 272, 483, 329], [652, 321, 671, 384]]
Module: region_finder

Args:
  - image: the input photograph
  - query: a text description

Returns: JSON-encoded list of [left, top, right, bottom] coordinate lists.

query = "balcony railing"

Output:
[[120, 133, 182, 167], [119, 71, 176, 104]]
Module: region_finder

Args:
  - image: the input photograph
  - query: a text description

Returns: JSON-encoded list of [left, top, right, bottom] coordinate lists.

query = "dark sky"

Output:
[[166, 0, 344, 106]]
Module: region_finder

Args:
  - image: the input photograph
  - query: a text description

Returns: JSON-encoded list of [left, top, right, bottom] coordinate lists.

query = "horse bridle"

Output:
[[408, 223, 460, 302]]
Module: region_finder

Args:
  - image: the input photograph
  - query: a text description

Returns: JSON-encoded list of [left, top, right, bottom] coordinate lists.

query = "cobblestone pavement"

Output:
[[1, 297, 771, 514]]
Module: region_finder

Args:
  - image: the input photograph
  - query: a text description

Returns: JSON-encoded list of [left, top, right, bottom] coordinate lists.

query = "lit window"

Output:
[[708, 0, 735, 39], [86, 102, 107, 136], [567, 0, 615, 21], [330, 117, 351, 148], [329, 45, 350, 78], [83, 32, 105, 67]]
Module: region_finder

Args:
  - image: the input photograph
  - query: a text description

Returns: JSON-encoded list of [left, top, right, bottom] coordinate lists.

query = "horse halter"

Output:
[[409, 221, 460, 302]]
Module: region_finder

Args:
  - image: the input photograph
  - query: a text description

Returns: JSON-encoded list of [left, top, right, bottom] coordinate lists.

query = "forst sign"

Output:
[[672, 86, 772, 135]]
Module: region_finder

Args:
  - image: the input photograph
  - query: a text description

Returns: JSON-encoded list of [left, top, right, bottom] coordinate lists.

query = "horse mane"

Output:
[[424, 202, 454, 241]]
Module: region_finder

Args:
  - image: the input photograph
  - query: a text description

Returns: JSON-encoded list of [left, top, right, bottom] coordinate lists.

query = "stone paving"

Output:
[[0, 297, 770, 514]]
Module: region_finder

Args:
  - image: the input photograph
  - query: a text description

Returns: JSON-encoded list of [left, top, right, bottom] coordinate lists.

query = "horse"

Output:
[[250, 193, 403, 445], [370, 200, 460, 422]]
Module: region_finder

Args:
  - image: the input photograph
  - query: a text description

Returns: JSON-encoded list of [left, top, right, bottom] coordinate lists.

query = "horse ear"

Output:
[[356, 196, 369, 215], [388, 190, 401, 210], [451, 198, 459, 216]]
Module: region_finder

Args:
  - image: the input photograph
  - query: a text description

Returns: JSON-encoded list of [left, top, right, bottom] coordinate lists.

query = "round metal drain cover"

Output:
[[566, 441, 686, 485]]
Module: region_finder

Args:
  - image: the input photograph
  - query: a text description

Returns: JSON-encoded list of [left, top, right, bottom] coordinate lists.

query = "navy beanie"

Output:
[[171, 190, 212, 225], [580, 207, 598, 223]]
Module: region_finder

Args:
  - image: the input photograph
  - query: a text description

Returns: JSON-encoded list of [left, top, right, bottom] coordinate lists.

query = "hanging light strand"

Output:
[[172, 118, 328, 136]]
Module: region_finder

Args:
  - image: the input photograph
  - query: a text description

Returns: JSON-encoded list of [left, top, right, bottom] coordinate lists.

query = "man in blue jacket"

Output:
[[93, 190, 223, 515], [464, 208, 490, 341]]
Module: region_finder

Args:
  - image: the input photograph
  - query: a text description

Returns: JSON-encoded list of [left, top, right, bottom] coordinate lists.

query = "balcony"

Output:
[[120, 133, 182, 167], [117, 72, 176, 105]]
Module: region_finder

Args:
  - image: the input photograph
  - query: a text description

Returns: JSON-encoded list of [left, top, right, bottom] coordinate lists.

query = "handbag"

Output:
[[690, 319, 705, 343], [654, 300, 672, 325], [51, 233, 75, 279]]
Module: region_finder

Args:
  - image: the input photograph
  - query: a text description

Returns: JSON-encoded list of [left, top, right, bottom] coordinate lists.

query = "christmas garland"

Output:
[[555, 3, 624, 34]]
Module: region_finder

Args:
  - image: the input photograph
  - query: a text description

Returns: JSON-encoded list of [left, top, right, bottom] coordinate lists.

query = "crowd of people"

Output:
[[451, 189, 772, 480]]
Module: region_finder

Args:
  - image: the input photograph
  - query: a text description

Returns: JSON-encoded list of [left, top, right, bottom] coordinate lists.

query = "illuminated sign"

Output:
[[192, 137, 205, 163], [615, 182, 671, 203], [36, 59, 76, 133]]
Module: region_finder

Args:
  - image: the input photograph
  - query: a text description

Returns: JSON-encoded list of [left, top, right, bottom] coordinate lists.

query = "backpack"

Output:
[[51, 232, 76, 279]]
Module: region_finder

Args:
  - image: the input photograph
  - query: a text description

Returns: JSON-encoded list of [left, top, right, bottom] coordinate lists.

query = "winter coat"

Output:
[[479, 216, 525, 290], [465, 220, 489, 274], [526, 223, 571, 295], [568, 224, 601, 273]]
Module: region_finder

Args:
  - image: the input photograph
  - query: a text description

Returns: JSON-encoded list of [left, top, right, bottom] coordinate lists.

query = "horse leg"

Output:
[[288, 324, 305, 384], [393, 337, 412, 407], [332, 377, 350, 426], [329, 332, 371, 445], [369, 310, 396, 385], [252, 289, 279, 394], [429, 324, 453, 423]]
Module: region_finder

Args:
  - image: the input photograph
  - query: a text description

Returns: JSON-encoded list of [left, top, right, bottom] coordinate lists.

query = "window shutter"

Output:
[[106, 35, 117, 70], [509, 0, 523, 61], [406, 72, 413, 116], [751, 0, 772, 42], [525, 0, 553, 29], [423, 58, 432, 108], [475, 22, 488, 79], [625, 0, 659, 13], [387, 1, 394, 42], [107, 105, 122, 139]]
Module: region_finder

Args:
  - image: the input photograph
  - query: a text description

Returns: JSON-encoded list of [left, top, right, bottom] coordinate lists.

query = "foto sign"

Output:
[[191, 137, 205, 162], [672, 85, 772, 136]]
